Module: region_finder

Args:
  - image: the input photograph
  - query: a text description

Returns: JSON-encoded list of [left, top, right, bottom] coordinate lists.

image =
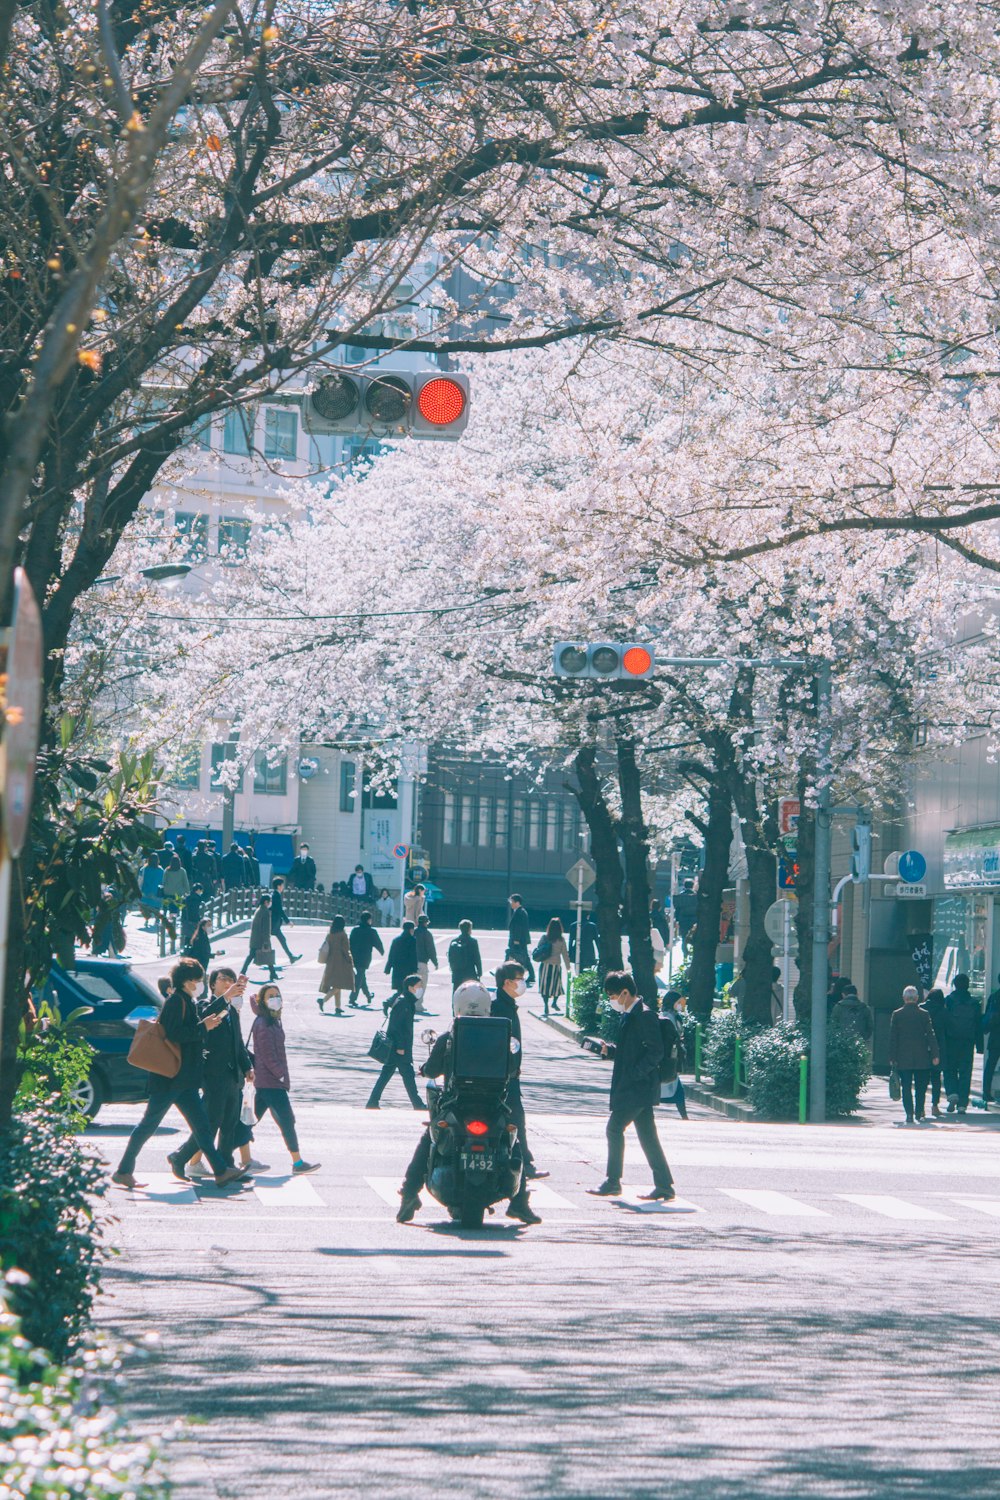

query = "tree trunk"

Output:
[[615, 731, 656, 1004], [730, 769, 778, 1027], [572, 745, 623, 974], [685, 760, 733, 1021], [793, 768, 815, 1023]]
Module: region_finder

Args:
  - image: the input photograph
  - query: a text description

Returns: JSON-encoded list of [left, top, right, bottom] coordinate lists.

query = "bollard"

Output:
[[694, 1024, 703, 1082], [733, 1036, 743, 1097], [798, 1055, 808, 1124]]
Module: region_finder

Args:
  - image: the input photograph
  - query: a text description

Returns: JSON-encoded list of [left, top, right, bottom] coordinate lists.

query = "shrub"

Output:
[[0, 1108, 108, 1358], [703, 1009, 757, 1096], [825, 1024, 872, 1117], [16, 1023, 94, 1128], [569, 969, 602, 1033], [0, 1285, 167, 1498], [742, 1022, 872, 1120], [673, 1008, 700, 1069]]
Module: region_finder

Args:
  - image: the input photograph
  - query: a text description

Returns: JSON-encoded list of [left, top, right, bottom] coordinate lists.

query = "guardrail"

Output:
[[152, 885, 381, 957]]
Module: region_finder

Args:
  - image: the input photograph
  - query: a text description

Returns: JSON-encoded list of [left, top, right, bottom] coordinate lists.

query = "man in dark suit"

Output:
[[588, 970, 675, 1201], [569, 913, 598, 970], [169, 968, 252, 1175], [288, 843, 317, 891], [221, 842, 246, 891], [506, 892, 535, 985]]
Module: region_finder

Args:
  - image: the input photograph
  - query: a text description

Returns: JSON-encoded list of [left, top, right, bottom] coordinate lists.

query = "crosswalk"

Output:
[[114, 1172, 1000, 1227]]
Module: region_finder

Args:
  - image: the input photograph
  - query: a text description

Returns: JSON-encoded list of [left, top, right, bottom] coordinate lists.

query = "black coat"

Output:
[[157, 989, 203, 1091], [270, 887, 288, 928], [221, 850, 245, 889], [288, 855, 317, 890], [569, 919, 597, 969], [508, 906, 531, 948], [386, 993, 418, 1060], [942, 993, 983, 1057], [193, 849, 217, 887], [448, 934, 482, 985], [385, 932, 418, 986], [607, 1000, 663, 1113], [198, 1001, 251, 1078], [350, 922, 384, 967], [491, 991, 522, 1077]]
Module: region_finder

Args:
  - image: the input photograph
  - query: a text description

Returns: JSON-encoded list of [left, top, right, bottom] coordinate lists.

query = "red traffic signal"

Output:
[[304, 368, 470, 440]]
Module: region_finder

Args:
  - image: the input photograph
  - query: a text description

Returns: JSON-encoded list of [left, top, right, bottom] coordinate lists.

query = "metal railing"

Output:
[[153, 884, 380, 956]]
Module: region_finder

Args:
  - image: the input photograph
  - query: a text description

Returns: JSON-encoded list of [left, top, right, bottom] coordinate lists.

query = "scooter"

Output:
[[423, 1015, 523, 1229]]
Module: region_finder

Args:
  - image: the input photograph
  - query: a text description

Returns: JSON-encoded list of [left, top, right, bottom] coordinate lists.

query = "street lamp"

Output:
[[93, 563, 194, 586]]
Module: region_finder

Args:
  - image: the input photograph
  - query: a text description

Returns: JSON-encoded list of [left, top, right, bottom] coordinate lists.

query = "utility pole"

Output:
[[809, 660, 833, 1123]]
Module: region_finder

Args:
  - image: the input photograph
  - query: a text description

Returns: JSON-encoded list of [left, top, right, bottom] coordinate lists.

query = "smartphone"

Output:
[[199, 994, 228, 1022]]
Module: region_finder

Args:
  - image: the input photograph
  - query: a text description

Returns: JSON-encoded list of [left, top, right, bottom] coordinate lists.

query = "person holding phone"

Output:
[[168, 968, 253, 1178]]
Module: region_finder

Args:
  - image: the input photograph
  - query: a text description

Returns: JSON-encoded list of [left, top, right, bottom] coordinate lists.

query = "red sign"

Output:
[[779, 798, 800, 836]]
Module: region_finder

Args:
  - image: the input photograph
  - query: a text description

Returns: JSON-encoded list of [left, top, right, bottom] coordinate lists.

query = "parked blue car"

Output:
[[37, 959, 163, 1119]]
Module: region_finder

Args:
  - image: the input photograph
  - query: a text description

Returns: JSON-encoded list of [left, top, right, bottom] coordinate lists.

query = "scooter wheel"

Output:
[[460, 1202, 485, 1229]]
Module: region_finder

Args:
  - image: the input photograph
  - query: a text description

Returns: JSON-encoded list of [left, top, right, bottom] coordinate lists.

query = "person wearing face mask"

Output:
[[366, 975, 424, 1109], [492, 961, 548, 1180], [249, 985, 320, 1173], [168, 968, 253, 1179], [588, 971, 675, 1202]]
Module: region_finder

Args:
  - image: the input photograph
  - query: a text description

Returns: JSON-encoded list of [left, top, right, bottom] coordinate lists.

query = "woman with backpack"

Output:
[[317, 914, 354, 1016], [535, 917, 571, 1017], [658, 991, 689, 1120], [447, 919, 482, 990]]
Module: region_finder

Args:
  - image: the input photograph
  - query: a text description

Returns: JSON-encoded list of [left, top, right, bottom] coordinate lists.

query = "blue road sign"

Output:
[[898, 849, 927, 884]]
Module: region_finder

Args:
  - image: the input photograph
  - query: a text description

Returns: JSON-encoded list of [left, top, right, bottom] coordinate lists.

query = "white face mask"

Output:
[[265, 995, 283, 1014], [513, 980, 527, 998], [229, 992, 244, 1012], [607, 995, 630, 1014]]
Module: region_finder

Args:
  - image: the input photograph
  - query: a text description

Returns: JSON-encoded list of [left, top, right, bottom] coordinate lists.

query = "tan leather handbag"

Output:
[[127, 1016, 181, 1078]]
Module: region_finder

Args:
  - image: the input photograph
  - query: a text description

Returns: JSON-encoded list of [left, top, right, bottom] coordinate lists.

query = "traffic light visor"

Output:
[[623, 646, 652, 676], [417, 377, 467, 426], [557, 645, 588, 674]]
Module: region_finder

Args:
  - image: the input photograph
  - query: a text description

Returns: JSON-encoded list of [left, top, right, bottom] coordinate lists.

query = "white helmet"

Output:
[[452, 981, 493, 1017]]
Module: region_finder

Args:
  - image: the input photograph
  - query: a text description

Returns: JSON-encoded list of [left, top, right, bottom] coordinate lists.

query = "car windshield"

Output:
[[65, 965, 163, 1008]]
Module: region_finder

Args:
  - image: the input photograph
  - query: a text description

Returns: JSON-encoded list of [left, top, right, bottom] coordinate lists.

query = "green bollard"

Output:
[[734, 1036, 742, 1097], [798, 1054, 808, 1124]]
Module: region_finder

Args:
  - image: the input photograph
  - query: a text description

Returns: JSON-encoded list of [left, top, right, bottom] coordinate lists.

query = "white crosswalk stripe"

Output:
[[719, 1189, 830, 1218], [951, 1197, 1000, 1217], [250, 1174, 324, 1207], [523, 1184, 577, 1210], [839, 1194, 951, 1222], [135, 1173, 199, 1205], [365, 1175, 406, 1207]]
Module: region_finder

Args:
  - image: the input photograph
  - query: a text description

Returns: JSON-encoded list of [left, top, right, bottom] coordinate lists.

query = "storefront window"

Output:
[[932, 893, 990, 997]]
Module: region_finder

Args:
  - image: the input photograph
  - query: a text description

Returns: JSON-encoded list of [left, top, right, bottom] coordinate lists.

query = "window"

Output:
[[460, 794, 476, 846], [340, 760, 356, 812], [189, 412, 213, 449], [494, 797, 508, 847], [546, 804, 559, 851], [170, 744, 202, 790], [211, 740, 242, 793], [344, 436, 384, 470], [264, 406, 298, 460], [218, 516, 251, 561], [223, 407, 255, 455], [443, 791, 456, 845], [512, 797, 526, 850], [562, 802, 578, 852], [477, 796, 492, 846], [528, 800, 543, 850], [66, 971, 122, 1002], [254, 751, 287, 796], [174, 511, 208, 561]]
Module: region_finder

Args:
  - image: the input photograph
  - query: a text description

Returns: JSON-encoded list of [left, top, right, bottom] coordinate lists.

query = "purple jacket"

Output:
[[250, 1003, 290, 1090]]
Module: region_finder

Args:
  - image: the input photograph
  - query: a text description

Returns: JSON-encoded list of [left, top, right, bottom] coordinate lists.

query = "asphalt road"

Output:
[[91, 926, 1000, 1499]]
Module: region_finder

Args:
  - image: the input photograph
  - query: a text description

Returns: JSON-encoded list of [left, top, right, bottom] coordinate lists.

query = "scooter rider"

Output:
[[395, 982, 541, 1226]]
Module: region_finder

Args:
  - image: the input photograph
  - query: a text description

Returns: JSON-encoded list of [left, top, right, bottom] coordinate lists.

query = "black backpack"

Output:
[[658, 1014, 683, 1082]]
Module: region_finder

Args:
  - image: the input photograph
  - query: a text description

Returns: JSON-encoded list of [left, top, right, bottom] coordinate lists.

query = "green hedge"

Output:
[[0, 1109, 108, 1358], [569, 970, 621, 1041], [0, 1286, 166, 1498], [706, 1014, 871, 1118]]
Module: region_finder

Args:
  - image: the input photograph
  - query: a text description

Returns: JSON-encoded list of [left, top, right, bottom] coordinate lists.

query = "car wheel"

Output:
[[69, 1069, 105, 1120]]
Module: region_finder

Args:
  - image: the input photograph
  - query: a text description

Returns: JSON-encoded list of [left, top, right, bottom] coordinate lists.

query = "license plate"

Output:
[[461, 1152, 495, 1173]]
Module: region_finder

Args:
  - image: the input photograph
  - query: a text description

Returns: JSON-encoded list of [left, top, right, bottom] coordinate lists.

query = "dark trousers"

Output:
[[945, 1047, 975, 1108], [254, 1087, 300, 1155], [175, 1071, 241, 1168], [505, 1079, 536, 1173], [661, 1077, 689, 1120], [983, 1045, 1000, 1102], [900, 1068, 930, 1120], [401, 1126, 530, 1211], [368, 1054, 423, 1109], [930, 1066, 943, 1106], [605, 1104, 673, 1193], [350, 964, 374, 1004], [118, 1085, 228, 1176], [272, 923, 295, 962], [506, 942, 535, 985]]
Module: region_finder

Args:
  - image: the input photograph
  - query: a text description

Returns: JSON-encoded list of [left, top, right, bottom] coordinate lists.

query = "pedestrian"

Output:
[[241, 893, 278, 981], [403, 883, 426, 925], [588, 970, 675, 1201], [193, 839, 217, 895], [184, 917, 213, 990], [922, 987, 947, 1118], [221, 841, 246, 891], [180, 882, 204, 948], [826, 975, 851, 1018], [366, 974, 424, 1109], [349, 910, 384, 1007], [506, 892, 535, 985], [168, 969, 253, 1178], [672, 880, 698, 956], [249, 984, 320, 1173], [535, 917, 571, 1016], [493, 961, 548, 1178], [447, 920, 483, 989], [347, 863, 377, 901], [269, 876, 301, 964], [138, 852, 164, 928], [831, 984, 873, 1043], [174, 832, 193, 877], [385, 920, 419, 994], [659, 991, 689, 1120], [650, 898, 670, 946], [160, 853, 191, 921], [243, 843, 261, 889], [415, 914, 438, 1008], [569, 912, 598, 971], [376, 887, 395, 926], [288, 843, 317, 891], [982, 973, 1000, 1106], [888, 984, 940, 1124], [317, 914, 354, 1015], [111, 958, 247, 1189], [941, 973, 983, 1115]]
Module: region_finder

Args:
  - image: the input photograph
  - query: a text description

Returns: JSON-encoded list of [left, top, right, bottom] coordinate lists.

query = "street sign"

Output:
[[765, 899, 799, 952], [777, 856, 798, 890], [896, 882, 927, 900], [392, 843, 409, 860], [1, 569, 43, 859], [565, 857, 595, 892], [779, 798, 800, 836], [897, 849, 927, 885]]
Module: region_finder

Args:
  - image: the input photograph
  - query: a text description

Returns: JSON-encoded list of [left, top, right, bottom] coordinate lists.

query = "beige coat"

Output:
[[320, 930, 354, 992]]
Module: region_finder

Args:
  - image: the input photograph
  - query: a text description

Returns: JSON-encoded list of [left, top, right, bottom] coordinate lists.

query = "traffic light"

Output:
[[552, 642, 655, 680], [303, 368, 470, 440]]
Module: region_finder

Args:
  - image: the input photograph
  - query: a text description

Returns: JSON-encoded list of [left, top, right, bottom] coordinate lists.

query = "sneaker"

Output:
[[932, 1105, 944, 1119], [166, 1151, 187, 1181], [638, 1187, 677, 1202], [213, 1166, 249, 1187], [947, 1100, 957, 1114], [244, 1158, 269, 1171], [525, 1169, 550, 1180], [915, 1113, 926, 1122], [187, 1161, 209, 1178], [396, 1192, 421, 1223], [293, 1160, 321, 1175], [587, 1182, 622, 1197], [507, 1202, 542, 1225]]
